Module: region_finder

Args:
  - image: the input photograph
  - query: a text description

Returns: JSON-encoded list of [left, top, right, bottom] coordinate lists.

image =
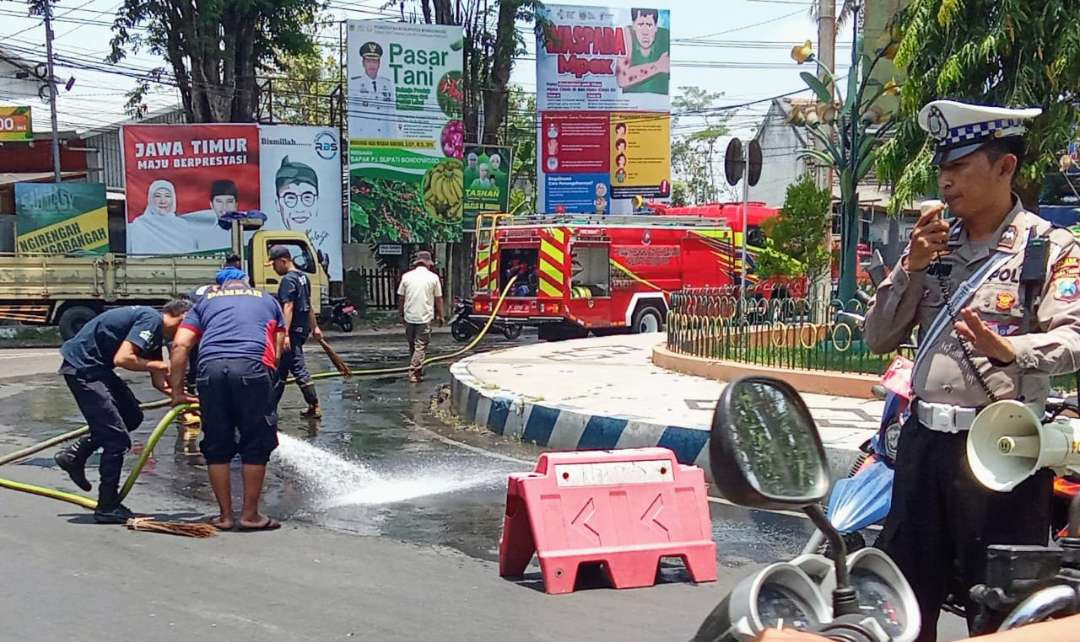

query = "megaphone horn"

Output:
[[968, 400, 1080, 492]]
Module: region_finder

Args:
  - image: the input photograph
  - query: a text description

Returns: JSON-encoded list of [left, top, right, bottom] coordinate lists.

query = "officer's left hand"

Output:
[[955, 307, 1016, 364], [312, 324, 324, 340]]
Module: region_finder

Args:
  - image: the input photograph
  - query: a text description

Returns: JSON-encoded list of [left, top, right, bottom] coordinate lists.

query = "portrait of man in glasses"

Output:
[[274, 156, 320, 230]]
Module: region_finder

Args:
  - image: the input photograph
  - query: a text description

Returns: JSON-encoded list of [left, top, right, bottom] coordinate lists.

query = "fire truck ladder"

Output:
[[474, 212, 511, 294]]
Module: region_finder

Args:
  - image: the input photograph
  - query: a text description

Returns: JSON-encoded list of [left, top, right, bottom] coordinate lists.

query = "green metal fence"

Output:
[[665, 286, 910, 376]]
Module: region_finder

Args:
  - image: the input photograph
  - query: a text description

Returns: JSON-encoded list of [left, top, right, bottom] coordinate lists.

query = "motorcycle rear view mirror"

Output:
[[710, 377, 831, 510]]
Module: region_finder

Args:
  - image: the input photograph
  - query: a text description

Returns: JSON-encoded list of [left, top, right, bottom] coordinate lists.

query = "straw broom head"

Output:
[[318, 337, 352, 377], [126, 517, 219, 538]]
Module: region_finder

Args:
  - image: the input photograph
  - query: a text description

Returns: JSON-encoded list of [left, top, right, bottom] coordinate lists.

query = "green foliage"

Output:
[[670, 180, 690, 207], [671, 87, 733, 204], [756, 175, 832, 282], [878, 0, 1080, 211], [268, 47, 340, 125], [108, 0, 322, 122]]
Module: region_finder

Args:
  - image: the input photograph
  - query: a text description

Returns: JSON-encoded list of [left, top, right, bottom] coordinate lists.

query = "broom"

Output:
[[317, 337, 352, 377], [126, 517, 219, 538]]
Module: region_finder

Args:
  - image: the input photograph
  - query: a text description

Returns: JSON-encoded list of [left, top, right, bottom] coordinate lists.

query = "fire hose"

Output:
[[0, 276, 519, 511]]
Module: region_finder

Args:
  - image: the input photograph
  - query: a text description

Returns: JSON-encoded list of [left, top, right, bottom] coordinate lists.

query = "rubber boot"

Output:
[[54, 436, 95, 492], [94, 484, 135, 524], [300, 383, 321, 419]]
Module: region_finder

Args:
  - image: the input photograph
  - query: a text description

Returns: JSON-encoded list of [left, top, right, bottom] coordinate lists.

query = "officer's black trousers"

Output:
[[876, 415, 1052, 641], [63, 371, 144, 493], [196, 358, 278, 465]]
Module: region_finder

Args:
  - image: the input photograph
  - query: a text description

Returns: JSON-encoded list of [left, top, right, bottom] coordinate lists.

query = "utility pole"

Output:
[[43, 0, 62, 183], [815, 0, 837, 312]]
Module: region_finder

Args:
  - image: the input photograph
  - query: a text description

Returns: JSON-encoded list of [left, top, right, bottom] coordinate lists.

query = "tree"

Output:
[[265, 48, 340, 125], [877, 0, 1080, 213], [670, 87, 735, 204], [756, 175, 832, 283], [107, 0, 322, 123], [402, 0, 541, 145], [505, 85, 536, 213]]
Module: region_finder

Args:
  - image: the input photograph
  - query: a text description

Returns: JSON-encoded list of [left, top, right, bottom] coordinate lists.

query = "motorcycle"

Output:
[[450, 298, 522, 342], [327, 297, 358, 333], [694, 375, 1080, 641]]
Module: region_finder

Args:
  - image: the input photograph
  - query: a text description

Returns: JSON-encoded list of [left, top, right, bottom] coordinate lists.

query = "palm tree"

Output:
[[808, 0, 860, 26]]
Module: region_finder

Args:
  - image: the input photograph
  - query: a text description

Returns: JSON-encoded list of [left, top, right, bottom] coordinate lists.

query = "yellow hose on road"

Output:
[[0, 276, 519, 511]]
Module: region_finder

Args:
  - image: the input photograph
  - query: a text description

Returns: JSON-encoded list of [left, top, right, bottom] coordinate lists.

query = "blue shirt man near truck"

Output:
[[54, 301, 192, 524], [268, 245, 323, 419], [168, 278, 286, 531]]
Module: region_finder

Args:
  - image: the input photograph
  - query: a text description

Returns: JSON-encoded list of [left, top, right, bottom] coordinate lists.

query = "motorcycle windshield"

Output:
[[826, 459, 894, 533]]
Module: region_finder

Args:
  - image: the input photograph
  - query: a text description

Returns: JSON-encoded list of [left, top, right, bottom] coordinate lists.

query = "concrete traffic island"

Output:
[[449, 333, 884, 477]]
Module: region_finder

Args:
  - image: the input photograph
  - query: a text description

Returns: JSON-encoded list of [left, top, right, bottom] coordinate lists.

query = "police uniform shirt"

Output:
[[59, 307, 163, 375], [277, 271, 312, 332], [865, 198, 1080, 407], [180, 284, 285, 370]]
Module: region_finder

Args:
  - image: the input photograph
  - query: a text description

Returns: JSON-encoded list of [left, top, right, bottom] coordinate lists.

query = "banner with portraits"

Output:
[[463, 144, 512, 230], [122, 124, 260, 255], [346, 20, 464, 243], [535, 5, 671, 215], [258, 125, 344, 281]]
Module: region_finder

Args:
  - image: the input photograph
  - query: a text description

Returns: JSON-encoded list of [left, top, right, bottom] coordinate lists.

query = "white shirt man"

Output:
[[397, 252, 444, 383]]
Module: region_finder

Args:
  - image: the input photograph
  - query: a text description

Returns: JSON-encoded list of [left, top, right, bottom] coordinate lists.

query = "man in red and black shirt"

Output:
[[167, 276, 286, 531]]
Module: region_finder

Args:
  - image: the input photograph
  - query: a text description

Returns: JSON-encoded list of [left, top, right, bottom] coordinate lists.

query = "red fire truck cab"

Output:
[[471, 214, 749, 341]]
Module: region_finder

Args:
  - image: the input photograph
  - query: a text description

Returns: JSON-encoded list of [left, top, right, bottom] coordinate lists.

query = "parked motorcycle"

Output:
[[450, 298, 522, 342], [327, 297, 358, 333], [694, 375, 1080, 641]]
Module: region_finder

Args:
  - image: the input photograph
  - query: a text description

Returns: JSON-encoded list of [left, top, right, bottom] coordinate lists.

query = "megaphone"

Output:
[[968, 400, 1080, 491]]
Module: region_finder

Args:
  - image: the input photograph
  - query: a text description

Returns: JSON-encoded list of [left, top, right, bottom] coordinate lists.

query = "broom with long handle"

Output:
[[317, 336, 352, 377]]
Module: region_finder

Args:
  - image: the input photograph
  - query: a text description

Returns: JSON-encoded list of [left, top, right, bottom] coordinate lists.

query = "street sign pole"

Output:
[[740, 150, 750, 305]]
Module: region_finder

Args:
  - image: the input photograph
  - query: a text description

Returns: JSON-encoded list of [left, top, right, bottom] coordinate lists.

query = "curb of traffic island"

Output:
[[651, 343, 879, 400], [449, 353, 716, 478], [0, 325, 62, 348], [449, 351, 865, 480]]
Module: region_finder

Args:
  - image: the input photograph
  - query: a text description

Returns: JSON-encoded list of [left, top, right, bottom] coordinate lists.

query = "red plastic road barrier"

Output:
[[498, 447, 717, 594]]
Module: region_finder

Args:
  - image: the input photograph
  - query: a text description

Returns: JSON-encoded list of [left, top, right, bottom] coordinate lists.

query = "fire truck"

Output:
[[471, 213, 764, 341]]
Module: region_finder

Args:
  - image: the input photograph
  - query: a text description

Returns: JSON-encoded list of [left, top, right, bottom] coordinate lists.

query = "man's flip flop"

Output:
[[238, 518, 281, 532]]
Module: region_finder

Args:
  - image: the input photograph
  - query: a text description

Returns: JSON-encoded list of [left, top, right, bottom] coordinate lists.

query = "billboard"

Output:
[[0, 106, 32, 141], [536, 5, 671, 214], [463, 144, 512, 229], [122, 124, 260, 255], [346, 20, 464, 243], [258, 125, 344, 281], [15, 182, 109, 255]]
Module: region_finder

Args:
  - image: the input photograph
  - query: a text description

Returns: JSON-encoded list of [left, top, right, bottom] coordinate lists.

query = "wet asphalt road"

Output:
[[0, 332, 816, 569]]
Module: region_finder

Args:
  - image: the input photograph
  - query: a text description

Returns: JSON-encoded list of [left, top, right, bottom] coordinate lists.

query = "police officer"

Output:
[[865, 100, 1080, 640], [53, 300, 192, 523], [350, 41, 396, 139], [268, 245, 322, 418], [167, 275, 285, 531]]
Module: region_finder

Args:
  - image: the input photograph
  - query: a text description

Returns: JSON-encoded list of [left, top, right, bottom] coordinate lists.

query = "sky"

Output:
[[0, 0, 853, 138]]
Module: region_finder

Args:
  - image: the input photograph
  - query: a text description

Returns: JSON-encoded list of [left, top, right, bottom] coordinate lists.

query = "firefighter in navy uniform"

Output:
[[53, 301, 192, 523], [167, 276, 286, 531], [864, 101, 1080, 640], [268, 245, 322, 418]]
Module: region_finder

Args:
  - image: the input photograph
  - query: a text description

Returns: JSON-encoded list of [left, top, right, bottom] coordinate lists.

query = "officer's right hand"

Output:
[[903, 202, 950, 272], [283, 336, 292, 352]]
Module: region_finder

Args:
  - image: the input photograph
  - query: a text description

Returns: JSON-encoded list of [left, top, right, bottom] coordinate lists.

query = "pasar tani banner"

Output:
[[122, 124, 260, 255]]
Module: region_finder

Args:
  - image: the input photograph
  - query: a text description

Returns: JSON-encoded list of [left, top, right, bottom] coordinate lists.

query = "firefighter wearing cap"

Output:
[[267, 245, 322, 418], [350, 41, 396, 139], [397, 251, 444, 383], [864, 100, 1080, 639]]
